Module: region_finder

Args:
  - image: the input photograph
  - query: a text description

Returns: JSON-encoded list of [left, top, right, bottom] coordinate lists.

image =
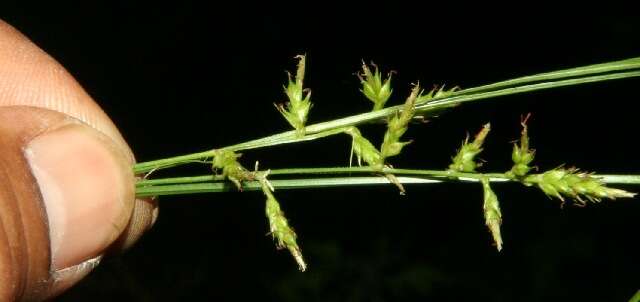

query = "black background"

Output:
[[2, 3, 640, 301]]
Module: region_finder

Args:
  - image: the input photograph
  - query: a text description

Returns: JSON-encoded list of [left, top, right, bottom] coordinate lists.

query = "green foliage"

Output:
[[448, 123, 491, 172], [276, 55, 312, 136], [358, 62, 393, 111]]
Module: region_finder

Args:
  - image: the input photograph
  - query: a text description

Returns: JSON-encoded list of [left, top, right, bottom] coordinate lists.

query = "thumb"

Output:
[[0, 20, 157, 300], [0, 107, 139, 300]]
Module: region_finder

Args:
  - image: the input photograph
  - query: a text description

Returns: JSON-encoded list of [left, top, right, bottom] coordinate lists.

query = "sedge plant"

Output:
[[134, 55, 640, 270]]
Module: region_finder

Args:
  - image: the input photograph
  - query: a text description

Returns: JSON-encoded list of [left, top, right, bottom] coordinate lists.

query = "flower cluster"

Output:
[[507, 114, 535, 178], [260, 178, 306, 271], [343, 126, 384, 170], [358, 62, 393, 111], [276, 55, 312, 136], [380, 85, 419, 160], [343, 126, 405, 193], [448, 123, 491, 172], [524, 168, 636, 205], [481, 178, 503, 251], [212, 150, 255, 190], [416, 84, 460, 103]]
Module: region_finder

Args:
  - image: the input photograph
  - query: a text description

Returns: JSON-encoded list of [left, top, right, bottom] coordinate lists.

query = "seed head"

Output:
[[508, 114, 535, 178], [261, 179, 306, 271], [358, 62, 393, 111], [212, 150, 255, 190], [416, 84, 460, 103], [481, 178, 503, 251], [380, 85, 419, 160], [276, 55, 312, 136], [524, 167, 636, 206], [448, 123, 491, 172], [344, 126, 384, 170]]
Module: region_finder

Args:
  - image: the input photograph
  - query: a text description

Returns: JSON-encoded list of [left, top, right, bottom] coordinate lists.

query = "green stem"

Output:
[[456, 57, 640, 95], [133, 58, 640, 174], [135, 167, 507, 187], [418, 70, 640, 111], [135, 166, 640, 197], [135, 176, 504, 197], [133, 128, 348, 174]]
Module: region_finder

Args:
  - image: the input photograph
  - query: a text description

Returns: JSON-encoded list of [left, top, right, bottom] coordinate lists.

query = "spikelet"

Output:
[[343, 127, 405, 193], [260, 178, 306, 271], [416, 84, 460, 103], [508, 114, 535, 178], [380, 85, 420, 160], [358, 62, 393, 111], [212, 150, 255, 190], [448, 123, 491, 172], [524, 167, 636, 206], [481, 178, 503, 251], [343, 126, 384, 170], [276, 55, 312, 136]]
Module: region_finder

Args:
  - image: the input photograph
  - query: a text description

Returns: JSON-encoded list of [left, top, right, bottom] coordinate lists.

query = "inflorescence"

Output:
[[178, 56, 636, 268]]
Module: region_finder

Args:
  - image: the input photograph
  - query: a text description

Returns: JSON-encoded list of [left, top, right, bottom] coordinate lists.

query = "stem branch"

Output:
[[133, 59, 640, 174], [135, 166, 640, 197]]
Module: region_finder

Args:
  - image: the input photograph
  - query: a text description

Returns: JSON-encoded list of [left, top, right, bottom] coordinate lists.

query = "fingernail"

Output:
[[25, 123, 134, 270], [48, 256, 102, 298]]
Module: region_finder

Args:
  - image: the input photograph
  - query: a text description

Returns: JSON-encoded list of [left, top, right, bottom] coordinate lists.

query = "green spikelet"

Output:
[[212, 150, 255, 190], [276, 55, 312, 136], [524, 167, 636, 205], [481, 177, 503, 251], [261, 179, 306, 271], [416, 84, 460, 103], [343, 127, 405, 193], [358, 62, 393, 111], [507, 114, 535, 178], [380, 85, 419, 160], [448, 123, 491, 172], [343, 126, 384, 170]]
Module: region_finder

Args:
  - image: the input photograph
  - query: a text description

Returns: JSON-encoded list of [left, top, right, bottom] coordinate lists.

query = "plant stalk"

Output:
[[135, 166, 640, 197], [133, 57, 640, 175]]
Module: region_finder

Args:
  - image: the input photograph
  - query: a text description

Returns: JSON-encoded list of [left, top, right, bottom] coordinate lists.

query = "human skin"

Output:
[[0, 19, 157, 301]]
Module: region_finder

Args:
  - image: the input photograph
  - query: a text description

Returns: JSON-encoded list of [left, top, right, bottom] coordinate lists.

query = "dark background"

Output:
[[2, 4, 640, 301]]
